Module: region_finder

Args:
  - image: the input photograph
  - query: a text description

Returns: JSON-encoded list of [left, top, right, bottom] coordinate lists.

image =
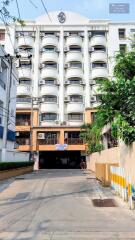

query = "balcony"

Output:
[[40, 85, 58, 96], [65, 138, 83, 145], [41, 52, 58, 63], [16, 138, 30, 145], [17, 85, 31, 96], [66, 36, 82, 47], [67, 103, 84, 113], [16, 97, 31, 109], [91, 35, 106, 47], [65, 52, 82, 63], [41, 68, 58, 79], [38, 138, 58, 145], [91, 67, 108, 79], [40, 103, 58, 113], [91, 51, 107, 63], [41, 35, 58, 48], [66, 68, 83, 79], [18, 67, 32, 79], [18, 36, 34, 48], [16, 120, 30, 126], [66, 85, 83, 96]]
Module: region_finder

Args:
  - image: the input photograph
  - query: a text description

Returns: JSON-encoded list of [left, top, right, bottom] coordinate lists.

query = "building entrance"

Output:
[[39, 151, 82, 169]]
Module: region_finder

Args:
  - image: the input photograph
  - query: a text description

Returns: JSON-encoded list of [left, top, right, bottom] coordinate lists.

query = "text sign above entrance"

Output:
[[55, 144, 68, 150]]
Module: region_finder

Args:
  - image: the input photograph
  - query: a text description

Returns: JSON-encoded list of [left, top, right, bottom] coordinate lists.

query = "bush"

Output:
[[0, 161, 34, 171]]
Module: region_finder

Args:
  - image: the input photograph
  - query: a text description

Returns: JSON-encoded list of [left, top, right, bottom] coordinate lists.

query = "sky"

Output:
[[5, 0, 135, 22]]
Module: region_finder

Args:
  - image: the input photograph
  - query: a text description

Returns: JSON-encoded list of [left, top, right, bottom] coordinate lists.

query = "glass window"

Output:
[[118, 29, 126, 39], [70, 95, 83, 102], [92, 62, 107, 68], [69, 79, 80, 84], [70, 62, 82, 68], [119, 44, 126, 53], [43, 95, 57, 103], [41, 113, 57, 121], [45, 79, 55, 85], [68, 114, 83, 121]]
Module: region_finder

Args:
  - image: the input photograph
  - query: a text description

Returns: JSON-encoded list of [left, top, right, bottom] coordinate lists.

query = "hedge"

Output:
[[0, 161, 34, 171]]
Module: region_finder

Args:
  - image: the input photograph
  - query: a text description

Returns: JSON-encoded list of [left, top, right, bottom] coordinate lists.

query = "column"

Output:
[[58, 28, 64, 123], [84, 28, 91, 108]]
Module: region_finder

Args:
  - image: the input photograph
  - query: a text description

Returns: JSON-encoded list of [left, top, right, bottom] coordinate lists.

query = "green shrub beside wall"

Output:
[[0, 162, 34, 171]]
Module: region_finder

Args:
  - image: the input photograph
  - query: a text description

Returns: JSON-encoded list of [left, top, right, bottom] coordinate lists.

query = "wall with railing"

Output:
[[0, 149, 29, 162]]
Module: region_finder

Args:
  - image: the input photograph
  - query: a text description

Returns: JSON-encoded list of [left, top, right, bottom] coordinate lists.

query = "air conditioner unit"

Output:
[[64, 47, 69, 52], [89, 47, 94, 53], [91, 96, 96, 103], [64, 97, 70, 102], [78, 32, 84, 37], [55, 120, 59, 124], [55, 81, 60, 85], [64, 63, 69, 69], [65, 80, 70, 85], [89, 32, 92, 37], [38, 133, 45, 139], [39, 63, 44, 69], [39, 80, 45, 85], [55, 32, 60, 37], [64, 32, 70, 37], [16, 132, 20, 136], [80, 81, 85, 85], [55, 47, 60, 53], [40, 32, 45, 37], [29, 32, 35, 37], [14, 48, 19, 54], [61, 121, 67, 126], [90, 80, 96, 86], [25, 122, 29, 126]]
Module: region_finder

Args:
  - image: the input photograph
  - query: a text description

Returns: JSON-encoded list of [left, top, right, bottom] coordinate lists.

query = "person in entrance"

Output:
[[80, 159, 87, 170]]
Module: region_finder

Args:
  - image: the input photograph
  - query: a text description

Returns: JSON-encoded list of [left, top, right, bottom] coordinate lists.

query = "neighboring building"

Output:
[[1, 11, 134, 167], [0, 46, 17, 161]]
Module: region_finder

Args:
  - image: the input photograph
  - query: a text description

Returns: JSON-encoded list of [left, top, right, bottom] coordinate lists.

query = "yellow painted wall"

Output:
[[87, 142, 135, 187]]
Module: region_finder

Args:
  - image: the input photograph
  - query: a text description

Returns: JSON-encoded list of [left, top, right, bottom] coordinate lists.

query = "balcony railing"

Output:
[[38, 138, 58, 145], [16, 120, 30, 126], [16, 138, 30, 145], [64, 138, 83, 145]]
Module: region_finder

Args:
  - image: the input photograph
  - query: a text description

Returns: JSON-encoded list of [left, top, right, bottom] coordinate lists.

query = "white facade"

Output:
[[0, 46, 17, 152], [1, 11, 134, 127]]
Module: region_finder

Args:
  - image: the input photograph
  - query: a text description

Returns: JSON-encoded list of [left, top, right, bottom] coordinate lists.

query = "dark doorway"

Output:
[[39, 151, 82, 169]]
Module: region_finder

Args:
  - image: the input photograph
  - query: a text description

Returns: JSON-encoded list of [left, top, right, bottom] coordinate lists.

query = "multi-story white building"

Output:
[[1, 11, 134, 167], [0, 46, 17, 161]]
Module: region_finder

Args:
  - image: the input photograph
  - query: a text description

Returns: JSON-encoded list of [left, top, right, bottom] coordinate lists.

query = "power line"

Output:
[[40, 0, 52, 22], [28, 0, 38, 9]]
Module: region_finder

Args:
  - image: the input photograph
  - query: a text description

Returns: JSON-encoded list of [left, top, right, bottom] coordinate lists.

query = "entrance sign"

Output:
[[109, 3, 130, 14], [55, 144, 68, 150]]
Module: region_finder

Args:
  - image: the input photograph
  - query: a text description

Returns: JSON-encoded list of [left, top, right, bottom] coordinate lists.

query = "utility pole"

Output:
[[2, 55, 13, 162]]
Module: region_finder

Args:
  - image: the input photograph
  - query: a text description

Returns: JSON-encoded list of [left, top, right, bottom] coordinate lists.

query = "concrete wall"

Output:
[[0, 150, 29, 162], [87, 142, 135, 186]]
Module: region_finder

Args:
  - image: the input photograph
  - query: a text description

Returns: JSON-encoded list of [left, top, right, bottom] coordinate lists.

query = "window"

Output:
[[91, 112, 97, 123], [119, 44, 126, 53], [0, 31, 5, 41], [70, 95, 83, 102], [92, 62, 107, 68], [45, 79, 55, 85], [70, 62, 82, 68], [41, 113, 57, 121], [118, 29, 125, 39], [92, 31, 105, 36], [43, 95, 57, 103], [43, 47, 55, 52], [68, 113, 83, 121], [19, 79, 31, 85], [94, 46, 106, 52], [69, 46, 81, 52], [69, 79, 80, 84], [45, 63, 57, 68], [17, 97, 31, 103]]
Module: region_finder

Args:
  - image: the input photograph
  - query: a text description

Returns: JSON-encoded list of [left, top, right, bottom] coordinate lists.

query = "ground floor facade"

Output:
[[15, 108, 96, 168]]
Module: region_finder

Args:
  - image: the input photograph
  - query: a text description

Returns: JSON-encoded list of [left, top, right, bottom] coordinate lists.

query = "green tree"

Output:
[[81, 48, 135, 153]]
